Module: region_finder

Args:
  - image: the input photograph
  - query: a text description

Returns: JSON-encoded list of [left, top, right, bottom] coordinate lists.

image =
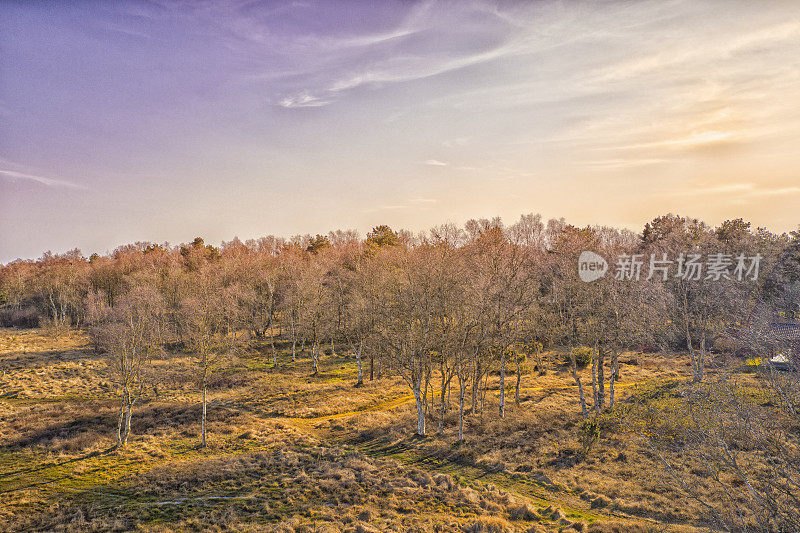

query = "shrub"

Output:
[[524, 341, 543, 357], [578, 418, 600, 456], [563, 347, 592, 369], [0, 306, 39, 328], [712, 335, 738, 354], [464, 516, 514, 532], [509, 502, 539, 521], [590, 495, 612, 509]]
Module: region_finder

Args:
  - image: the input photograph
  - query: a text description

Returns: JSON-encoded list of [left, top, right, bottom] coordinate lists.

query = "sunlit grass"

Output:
[[1, 328, 765, 531]]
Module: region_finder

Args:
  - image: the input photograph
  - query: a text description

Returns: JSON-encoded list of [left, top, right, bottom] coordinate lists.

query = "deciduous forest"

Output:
[[1, 213, 799, 532]]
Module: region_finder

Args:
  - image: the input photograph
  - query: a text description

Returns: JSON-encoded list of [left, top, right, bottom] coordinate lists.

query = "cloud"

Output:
[[333, 27, 419, 48], [278, 91, 330, 108], [590, 21, 800, 85], [424, 159, 448, 166], [253, 1, 534, 108], [749, 187, 800, 197], [615, 131, 741, 151], [583, 158, 667, 170], [0, 169, 87, 189]]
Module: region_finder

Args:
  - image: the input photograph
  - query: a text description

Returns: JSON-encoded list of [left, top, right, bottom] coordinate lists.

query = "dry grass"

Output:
[[0, 328, 766, 531]]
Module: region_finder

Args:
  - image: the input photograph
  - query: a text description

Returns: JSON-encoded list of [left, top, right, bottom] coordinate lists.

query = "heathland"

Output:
[[1, 214, 798, 531]]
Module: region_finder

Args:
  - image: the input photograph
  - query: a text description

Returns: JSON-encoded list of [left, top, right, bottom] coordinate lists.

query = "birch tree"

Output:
[[181, 270, 227, 448], [87, 286, 165, 449]]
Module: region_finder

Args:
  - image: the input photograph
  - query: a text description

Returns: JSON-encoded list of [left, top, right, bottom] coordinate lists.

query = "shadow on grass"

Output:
[[0, 447, 115, 489], [0, 346, 106, 372], [1, 401, 222, 452]]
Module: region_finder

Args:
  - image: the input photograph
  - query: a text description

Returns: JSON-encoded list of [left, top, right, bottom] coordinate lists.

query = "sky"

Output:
[[1, 0, 799, 263]]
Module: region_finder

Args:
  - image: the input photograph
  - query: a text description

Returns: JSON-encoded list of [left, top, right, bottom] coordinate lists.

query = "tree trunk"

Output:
[[201, 367, 208, 448], [480, 372, 488, 416], [446, 378, 451, 410], [116, 389, 126, 448], [574, 369, 587, 417], [515, 353, 522, 405], [122, 400, 133, 446], [698, 333, 707, 382], [422, 369, 430, 417], [271, 333, 278, 367], [683, 292, 703, 383], [290, 315, 297, 362], [471, 359, 480, 413], [413, 379, 426, 436], [591, 344, 599, 412], [355, 340, 363, 386], [438, 368, 450, 435], [499, 350, 506, 418], [312, 342, 319, 375], [688, 344, 700, 383], [570, 349, 588, 417], [609, 348, 619, 408], [458, 373, 466, 442], [369, 353, 374, 381], [597, 346, 605, 410]]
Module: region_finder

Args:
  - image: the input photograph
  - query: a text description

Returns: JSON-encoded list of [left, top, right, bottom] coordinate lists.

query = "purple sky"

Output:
[[2, 1, 800, 263]]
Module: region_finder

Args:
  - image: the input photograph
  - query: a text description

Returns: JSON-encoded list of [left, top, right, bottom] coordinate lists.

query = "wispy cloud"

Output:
[[592, 21, 800, 84], [278, 91, 330, 108], [269, 1, 528, 108], [583, 158, 668, 170], [0, 169, 86, 189], [613, 130, 741, 151], [424, 159, 448, 166]]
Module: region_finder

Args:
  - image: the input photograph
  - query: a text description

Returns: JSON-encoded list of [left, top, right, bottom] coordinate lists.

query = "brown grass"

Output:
[[0, 328, 751, 531]]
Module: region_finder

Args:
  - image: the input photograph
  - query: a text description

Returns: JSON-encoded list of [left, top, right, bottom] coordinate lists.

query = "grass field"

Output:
[[0, 328, 749, 531]]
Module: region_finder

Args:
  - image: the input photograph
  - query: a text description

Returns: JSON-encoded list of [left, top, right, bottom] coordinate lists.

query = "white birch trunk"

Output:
[[356, 340, 363, 386], [499, 351, 506, 418], [413, 379, 426, 436]]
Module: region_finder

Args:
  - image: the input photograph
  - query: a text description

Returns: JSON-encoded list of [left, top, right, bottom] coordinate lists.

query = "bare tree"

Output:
[[181, 269, 227, 448], [87, 286, 165, 449]]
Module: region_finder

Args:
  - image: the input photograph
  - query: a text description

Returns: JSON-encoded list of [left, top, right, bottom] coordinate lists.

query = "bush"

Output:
[[578, 418, 600, 456], [563, 346, 592, 369], [464, 516, 514, 533], [712, 336, 738, 354], [524, 341, 543, 357], [509, 502, 539, 521], [0, 306, 39, 328]]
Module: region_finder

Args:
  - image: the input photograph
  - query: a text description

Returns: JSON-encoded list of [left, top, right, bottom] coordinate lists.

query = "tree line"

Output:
[[1, 214, 798, 447]]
